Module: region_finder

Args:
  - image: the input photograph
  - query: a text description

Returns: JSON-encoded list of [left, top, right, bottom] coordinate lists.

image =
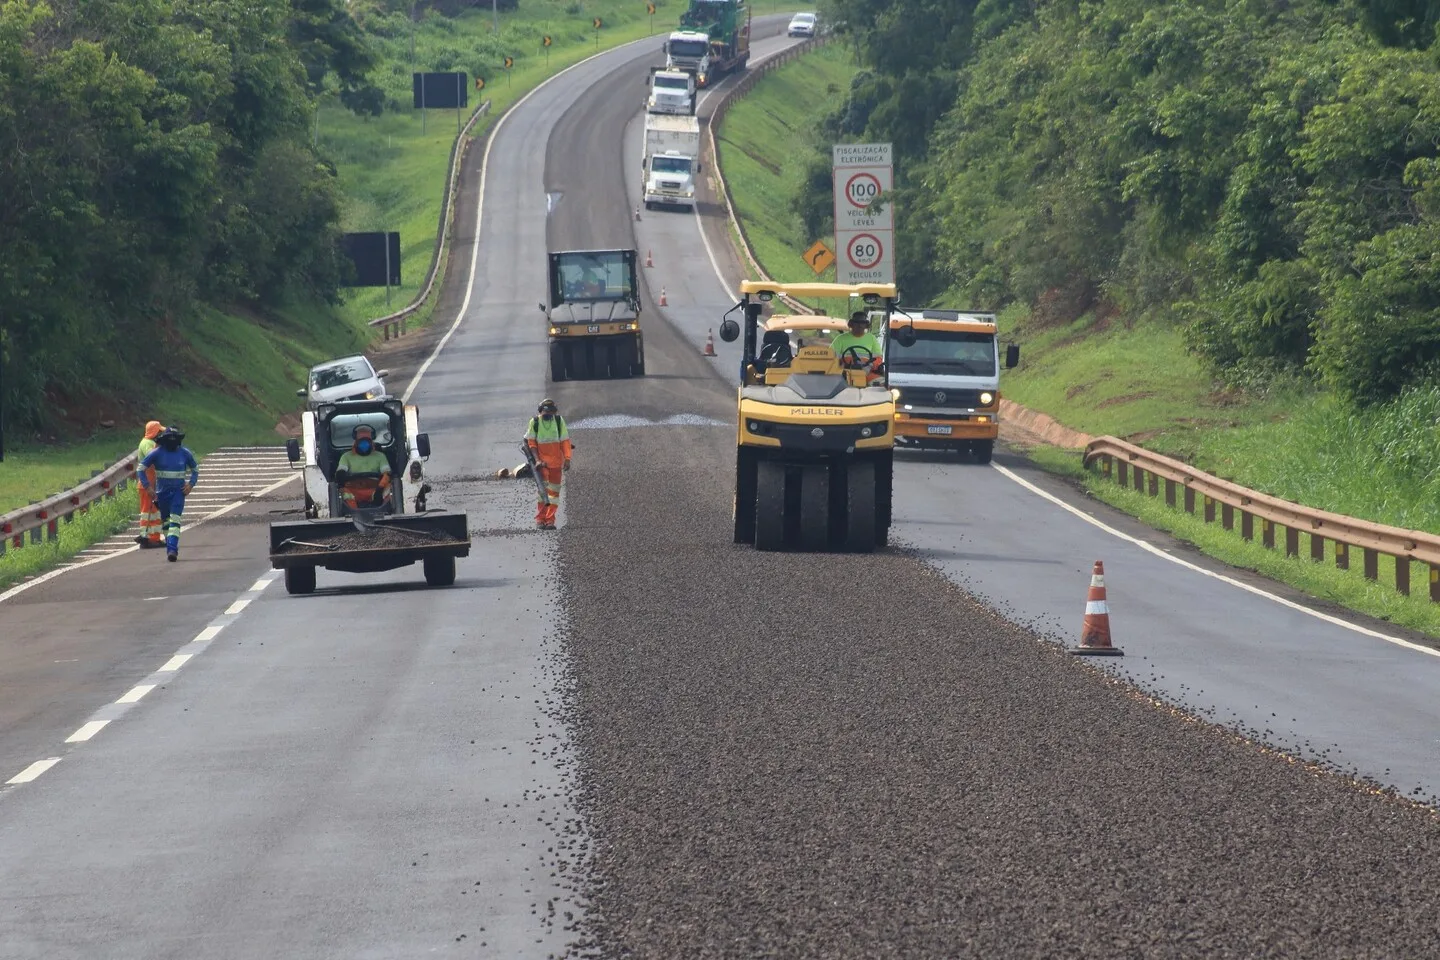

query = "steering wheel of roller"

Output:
[[841, 345, 877, 369]]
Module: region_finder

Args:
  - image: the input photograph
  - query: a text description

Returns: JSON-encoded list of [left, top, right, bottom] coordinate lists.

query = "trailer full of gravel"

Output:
[[555, 422, 1440, 959]]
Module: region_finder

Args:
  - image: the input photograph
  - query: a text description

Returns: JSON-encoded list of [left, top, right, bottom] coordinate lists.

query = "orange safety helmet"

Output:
[[144, 420, 164, 439]]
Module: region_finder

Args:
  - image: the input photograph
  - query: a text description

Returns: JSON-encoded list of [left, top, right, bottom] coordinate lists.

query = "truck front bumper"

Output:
[[644, 190, 696, 208], [894, 413, 999, 445]]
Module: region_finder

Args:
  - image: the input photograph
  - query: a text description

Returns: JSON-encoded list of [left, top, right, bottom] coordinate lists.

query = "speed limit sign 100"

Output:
[[844, 172, 882, 210]]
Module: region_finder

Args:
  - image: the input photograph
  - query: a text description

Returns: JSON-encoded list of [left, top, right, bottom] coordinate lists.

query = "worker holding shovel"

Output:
[[523, 398, 571, 530]]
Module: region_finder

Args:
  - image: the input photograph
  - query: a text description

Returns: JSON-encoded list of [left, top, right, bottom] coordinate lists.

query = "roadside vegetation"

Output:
[[718, 1, 1440, 634], [1, 0, 681, 492], [0, 491, 137, 591]]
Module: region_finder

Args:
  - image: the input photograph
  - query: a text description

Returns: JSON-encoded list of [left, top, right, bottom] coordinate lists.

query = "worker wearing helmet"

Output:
[[133, 420, 165, 548], [524, 398, 571, 530], [137, 427, 199, 562], [830, 311, 883, 381], [334, 423, 392, 512]]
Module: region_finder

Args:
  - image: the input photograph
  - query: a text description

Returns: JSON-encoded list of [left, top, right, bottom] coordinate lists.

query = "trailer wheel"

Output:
[[844, 461, 877, 553], [549, 342, 568, 382], [284, 564, 316, 595], [973, 440, 994, 464], [799, 464, 830, 551], [754, 461, 786, 551], [424, 553, 457, 587]]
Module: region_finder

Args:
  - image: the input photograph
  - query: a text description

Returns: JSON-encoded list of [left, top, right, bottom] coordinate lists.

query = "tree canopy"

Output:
[[813, 0, 1440, 402]]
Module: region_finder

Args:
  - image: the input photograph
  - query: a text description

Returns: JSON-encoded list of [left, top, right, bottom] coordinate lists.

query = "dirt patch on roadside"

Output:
[[1095, 390, 1155, 409]]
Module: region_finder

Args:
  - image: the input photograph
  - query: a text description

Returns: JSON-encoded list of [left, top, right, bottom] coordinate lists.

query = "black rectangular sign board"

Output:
[[412, 72, 468, 110], [340, 232, 401, 287]]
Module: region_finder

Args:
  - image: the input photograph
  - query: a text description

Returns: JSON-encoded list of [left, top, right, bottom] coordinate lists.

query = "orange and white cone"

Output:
[[635, 204, 642, 221], [1069, 560, 1123, 656], [658, 286, 668, 307], [645, 248, 654, 268], [703, 330, 716, 356]]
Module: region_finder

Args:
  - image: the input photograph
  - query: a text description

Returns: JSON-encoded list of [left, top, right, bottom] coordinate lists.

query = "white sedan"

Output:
[[299, 355, 390, 410], [788, 12, 817, 37]]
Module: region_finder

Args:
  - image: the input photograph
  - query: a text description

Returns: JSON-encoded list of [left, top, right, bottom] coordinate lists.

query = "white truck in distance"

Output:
[[642, 114, 701, 210], [648, 68, 696, 115]]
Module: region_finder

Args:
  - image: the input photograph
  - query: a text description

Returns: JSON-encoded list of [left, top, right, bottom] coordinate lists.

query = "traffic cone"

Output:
[[646, 248, 654, 268], [634, 204, 642, 221], [703, 330, 717, 356], [658, 286, 668, 307], [1069, 560, 1123, 656]]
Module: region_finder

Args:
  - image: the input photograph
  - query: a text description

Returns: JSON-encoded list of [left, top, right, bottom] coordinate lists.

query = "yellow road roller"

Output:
[[717, 281, 910, 552]]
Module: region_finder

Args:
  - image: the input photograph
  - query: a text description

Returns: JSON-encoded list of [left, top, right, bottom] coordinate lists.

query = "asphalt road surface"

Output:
[[2, 18, 1440, 960]]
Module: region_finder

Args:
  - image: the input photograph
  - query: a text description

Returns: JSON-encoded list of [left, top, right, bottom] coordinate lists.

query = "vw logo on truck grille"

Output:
[[934, 391, 948, 404]]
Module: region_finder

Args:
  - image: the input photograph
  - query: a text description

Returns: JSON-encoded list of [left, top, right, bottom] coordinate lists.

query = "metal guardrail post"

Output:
[[1084, 434, 1440, 603]]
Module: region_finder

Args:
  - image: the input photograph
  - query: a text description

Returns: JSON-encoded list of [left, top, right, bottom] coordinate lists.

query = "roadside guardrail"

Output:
[[1084, 436, 1440, 602], [368, 99, 493, 341], [0, 455, 136, 557], [707, 37, 828, 316]]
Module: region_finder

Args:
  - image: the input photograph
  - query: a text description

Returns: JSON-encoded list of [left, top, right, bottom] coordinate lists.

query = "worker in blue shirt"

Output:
[[138, 427, 200, 562]]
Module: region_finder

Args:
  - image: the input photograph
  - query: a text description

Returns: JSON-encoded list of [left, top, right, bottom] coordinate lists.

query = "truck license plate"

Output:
[[927, 425, 953, 435]]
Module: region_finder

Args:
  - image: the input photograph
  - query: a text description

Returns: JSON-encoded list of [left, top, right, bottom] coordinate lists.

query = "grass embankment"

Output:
[[715, 42, 859, 317], [1, 0, 684, 578], [719, 45, 1440, 637]]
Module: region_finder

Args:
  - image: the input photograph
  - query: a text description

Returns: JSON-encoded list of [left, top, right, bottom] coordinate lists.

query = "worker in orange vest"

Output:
[[133, 420, 165, 548], [524, 398, 571, 529]]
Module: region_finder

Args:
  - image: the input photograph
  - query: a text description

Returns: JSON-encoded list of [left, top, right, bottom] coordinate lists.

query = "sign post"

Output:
[[832, 142, 894, 285]]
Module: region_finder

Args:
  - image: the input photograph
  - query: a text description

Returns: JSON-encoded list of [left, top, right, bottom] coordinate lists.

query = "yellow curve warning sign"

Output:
[[803, 240, 835, 275]]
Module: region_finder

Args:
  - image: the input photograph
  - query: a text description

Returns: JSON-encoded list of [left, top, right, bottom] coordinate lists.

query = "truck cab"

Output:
[[648, 67, 696, 115], [642, 114, 701, 210], [887, 310, 1019, 463], [285, 398, 432, 519], [665, 30, 713, 85]]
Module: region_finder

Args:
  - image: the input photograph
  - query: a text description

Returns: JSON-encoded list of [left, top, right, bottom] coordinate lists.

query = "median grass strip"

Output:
[[325, 0, 687, 329]]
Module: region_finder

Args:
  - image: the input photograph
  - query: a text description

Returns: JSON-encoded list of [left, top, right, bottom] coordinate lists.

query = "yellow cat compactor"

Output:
[[717, 281, 910, 552]]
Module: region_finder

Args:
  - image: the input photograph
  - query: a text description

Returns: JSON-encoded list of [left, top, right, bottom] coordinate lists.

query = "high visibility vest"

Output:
[[136, 437, 157, 483], [525, 416, 571, 463]]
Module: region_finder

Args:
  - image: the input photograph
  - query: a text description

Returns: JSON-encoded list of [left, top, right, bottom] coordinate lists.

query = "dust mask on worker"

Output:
[[541, 412, 554, 421], [356, 439, 373, 454]]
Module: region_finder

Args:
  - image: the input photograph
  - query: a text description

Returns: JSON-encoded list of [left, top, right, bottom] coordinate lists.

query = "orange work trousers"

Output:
[[535, 463, 563, 525], [138, 484, 163, 543]]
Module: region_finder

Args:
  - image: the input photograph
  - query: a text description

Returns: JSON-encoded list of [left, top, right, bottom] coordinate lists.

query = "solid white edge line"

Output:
[[65, 720, 110, 743], [0, 498, 247, 607], [158, 654, 192, 672], [989, 462, 1440, 659], [115, 685, 156, 705], [6, 758, 61, 785], [401, 33, 665, 405]]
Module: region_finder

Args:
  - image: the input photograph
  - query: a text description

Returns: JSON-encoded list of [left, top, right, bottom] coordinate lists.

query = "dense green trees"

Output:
[[814, 0, 1440, 402], [0, 0, 375, 429]]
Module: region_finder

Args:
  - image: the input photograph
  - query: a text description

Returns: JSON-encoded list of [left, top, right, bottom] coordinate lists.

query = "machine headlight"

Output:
[[549, 326, 561, 336], [860, 427, 872, 438], [980, 391, 995, 405]]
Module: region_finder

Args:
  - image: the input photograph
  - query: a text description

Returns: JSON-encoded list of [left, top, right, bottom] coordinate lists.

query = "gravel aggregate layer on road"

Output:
[[554, 421, 1440, 959]]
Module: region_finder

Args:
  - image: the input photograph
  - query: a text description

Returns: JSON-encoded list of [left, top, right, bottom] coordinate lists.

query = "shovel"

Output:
[[519, 440, 551, 505]]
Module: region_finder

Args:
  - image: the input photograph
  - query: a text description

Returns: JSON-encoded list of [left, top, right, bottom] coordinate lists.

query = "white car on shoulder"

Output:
[[788, 12, 817, 37], [299, 355, 390, 410]]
